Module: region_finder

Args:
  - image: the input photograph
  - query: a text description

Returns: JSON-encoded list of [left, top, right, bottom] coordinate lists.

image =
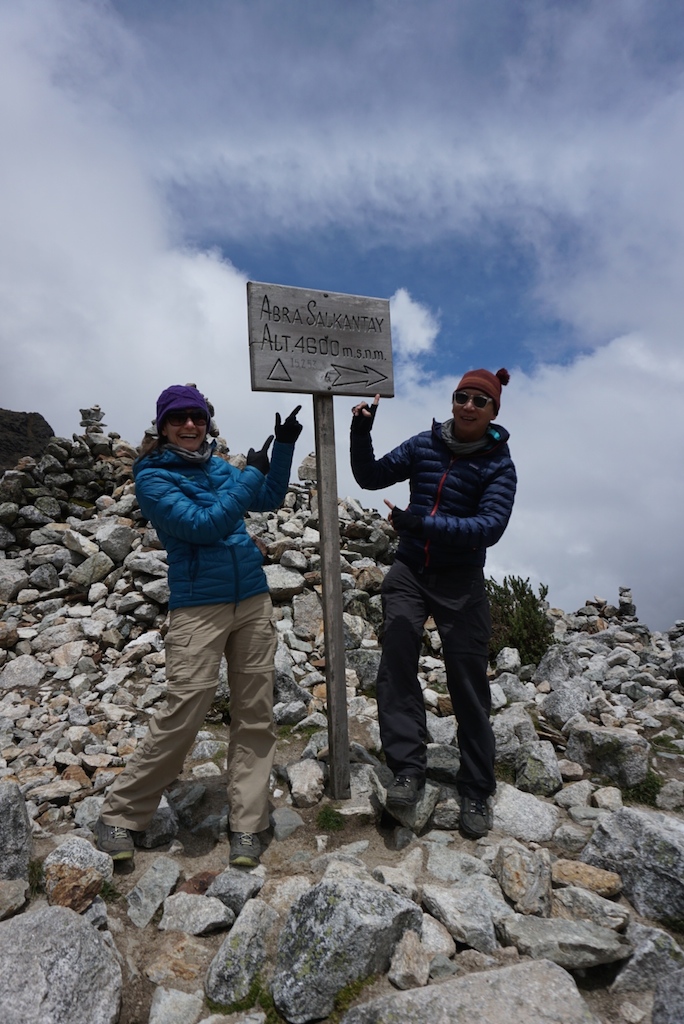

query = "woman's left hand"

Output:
[[384, 499, 423, 534], [246, 435, 274, 475], [274, 405, 303, 443]]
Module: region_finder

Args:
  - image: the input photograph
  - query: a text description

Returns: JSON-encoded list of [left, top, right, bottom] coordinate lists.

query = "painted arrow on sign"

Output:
[[326, 363, 389, 389]]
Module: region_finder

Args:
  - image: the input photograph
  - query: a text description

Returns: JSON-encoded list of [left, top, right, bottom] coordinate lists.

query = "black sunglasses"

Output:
[[452, 391, 492, 409], [165, 410, 208, 426]]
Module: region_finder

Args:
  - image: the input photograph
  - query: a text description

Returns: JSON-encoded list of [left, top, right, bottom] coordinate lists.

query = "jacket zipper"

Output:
[[423, 457, 455, 569]]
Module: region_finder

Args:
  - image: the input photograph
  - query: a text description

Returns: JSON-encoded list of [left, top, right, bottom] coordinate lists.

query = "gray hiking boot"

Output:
[[459, 797, 490, 839], [94, 819, 135, 860], [386, 774, 425, 808], [229, 832, 261, 868]]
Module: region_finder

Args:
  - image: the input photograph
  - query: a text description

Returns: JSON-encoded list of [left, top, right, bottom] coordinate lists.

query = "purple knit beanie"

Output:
[[156, 385, 209, 430]]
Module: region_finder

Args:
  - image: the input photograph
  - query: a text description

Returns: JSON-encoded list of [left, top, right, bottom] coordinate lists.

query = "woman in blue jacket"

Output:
[[351, 368, 516, 840], [95, 384, 302, 867]]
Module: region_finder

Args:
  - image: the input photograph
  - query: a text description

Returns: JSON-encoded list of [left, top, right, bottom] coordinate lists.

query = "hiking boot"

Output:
[[459, 797, 490, 839], [386, 774, 425, 808], [229, 832, 261, 868], [94, 819, 135, 860]]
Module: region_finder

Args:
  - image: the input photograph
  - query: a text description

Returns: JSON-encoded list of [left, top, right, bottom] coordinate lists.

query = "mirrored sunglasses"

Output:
[[165, 410, 208, 426], [453, 391, 492, 409]]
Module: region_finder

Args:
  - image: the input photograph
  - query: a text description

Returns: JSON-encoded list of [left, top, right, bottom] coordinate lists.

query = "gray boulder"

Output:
[[126, 856, 180, 929], [159, 892, 235, 935], [515, 740, 563, 797], [611, 922, 684, 992], [0, 905, 121, 1024], [424, 846, 489, 885], [345, 648, 381, 691], [541, 680, 591, 728], [339, 959, 601, 1023], [492, 705, 538, 769], [271, 877, 422, 1023], [498, 915, 632, 970], [43, 836, 113, 882], [425, 743, 461, 786], [565, 721, 649, 787], [581, 807, 684, 923], [205, 867, 265, 916], [421, 877, 513, 953], [148, 987, 205, 1024], [0, 562, 29, 603], [552, 886, 630, 932], [0, 781, 32, 880], [653, 967, 684, 1024], [495, 672, 532, 704], [1, 654, 48, 692], [205, 898, 278, 1007], [492, 782, 561, 842], [534, 646, 584, 686]]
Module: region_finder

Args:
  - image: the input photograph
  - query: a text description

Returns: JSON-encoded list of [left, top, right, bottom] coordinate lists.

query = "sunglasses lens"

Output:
[[454, 391, 488, 408], [167, 411, 207, 426]]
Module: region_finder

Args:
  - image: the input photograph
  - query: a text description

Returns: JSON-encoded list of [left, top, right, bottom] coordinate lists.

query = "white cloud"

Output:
[[2, 0, 684, 632], [0, 1, 307, 457], [389, 289, 439, 358], [334, 327, 684, 631]]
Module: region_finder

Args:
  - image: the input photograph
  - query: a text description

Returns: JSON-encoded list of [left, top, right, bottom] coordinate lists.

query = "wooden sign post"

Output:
[[247, 282, 394, 799]]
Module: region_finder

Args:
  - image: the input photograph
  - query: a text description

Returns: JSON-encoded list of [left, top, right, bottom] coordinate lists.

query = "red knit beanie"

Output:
[[455, 368, 510, 413]]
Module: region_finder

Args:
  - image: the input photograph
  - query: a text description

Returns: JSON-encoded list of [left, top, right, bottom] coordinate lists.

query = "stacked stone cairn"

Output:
[[1, 408, 684, 1024]]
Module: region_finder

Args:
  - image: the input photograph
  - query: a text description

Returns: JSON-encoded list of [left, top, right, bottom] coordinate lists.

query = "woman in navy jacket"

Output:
[[351, 368, 516, 839], [95, 384, 301, 867]]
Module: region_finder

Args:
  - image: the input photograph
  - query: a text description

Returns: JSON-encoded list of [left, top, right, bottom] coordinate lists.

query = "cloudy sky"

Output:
[[2, 0, 684, 630]]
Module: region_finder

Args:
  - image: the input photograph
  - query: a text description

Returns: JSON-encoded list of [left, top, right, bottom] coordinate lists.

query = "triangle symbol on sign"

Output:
[[268, 359, 292, 382]]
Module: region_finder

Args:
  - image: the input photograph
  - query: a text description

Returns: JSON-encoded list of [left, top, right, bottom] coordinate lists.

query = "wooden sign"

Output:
[[247, 281, 394, 398]]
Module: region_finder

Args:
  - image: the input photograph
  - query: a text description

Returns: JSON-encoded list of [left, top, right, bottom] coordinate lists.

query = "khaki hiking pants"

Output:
[[100, 593, 277, 834]]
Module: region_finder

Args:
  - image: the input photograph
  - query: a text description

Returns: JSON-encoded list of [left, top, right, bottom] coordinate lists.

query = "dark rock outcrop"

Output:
[[0, 409, 55, 472]]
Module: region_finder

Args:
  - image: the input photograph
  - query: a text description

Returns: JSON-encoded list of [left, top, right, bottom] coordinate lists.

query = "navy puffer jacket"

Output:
[[351, 420, 516, 571], [133, 440, 294, 608]]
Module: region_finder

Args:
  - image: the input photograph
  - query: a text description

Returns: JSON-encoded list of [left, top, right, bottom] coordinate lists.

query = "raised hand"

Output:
[[351, 394, 380, 434], [274, 405, 303, 444]]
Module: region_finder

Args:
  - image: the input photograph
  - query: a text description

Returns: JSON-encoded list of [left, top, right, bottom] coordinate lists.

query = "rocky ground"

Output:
[[1, 408, 684, 1024]]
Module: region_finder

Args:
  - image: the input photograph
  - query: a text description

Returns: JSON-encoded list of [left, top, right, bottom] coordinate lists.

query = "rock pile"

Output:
[[1, 409, 684, 1024]]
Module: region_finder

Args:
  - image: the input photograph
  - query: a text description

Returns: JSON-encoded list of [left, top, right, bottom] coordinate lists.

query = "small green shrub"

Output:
[[206, 974, 282, 1022], [486, 575, 554, 666], [316, 805, 345, 832], [329, 974, 377, 1022], [206, 696, 231, 724], [494, 762, 516, 786], [28, 859, 45, 898], [100, 880, 123, 903], [651, 733, 681, 752], [622, 770, 663, 807], [278, 723, 320, 740]]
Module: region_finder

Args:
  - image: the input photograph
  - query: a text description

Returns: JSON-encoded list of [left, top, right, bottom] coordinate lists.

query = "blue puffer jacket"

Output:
[[351, 420, 516, 571], [133, 441, 294, 608]]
